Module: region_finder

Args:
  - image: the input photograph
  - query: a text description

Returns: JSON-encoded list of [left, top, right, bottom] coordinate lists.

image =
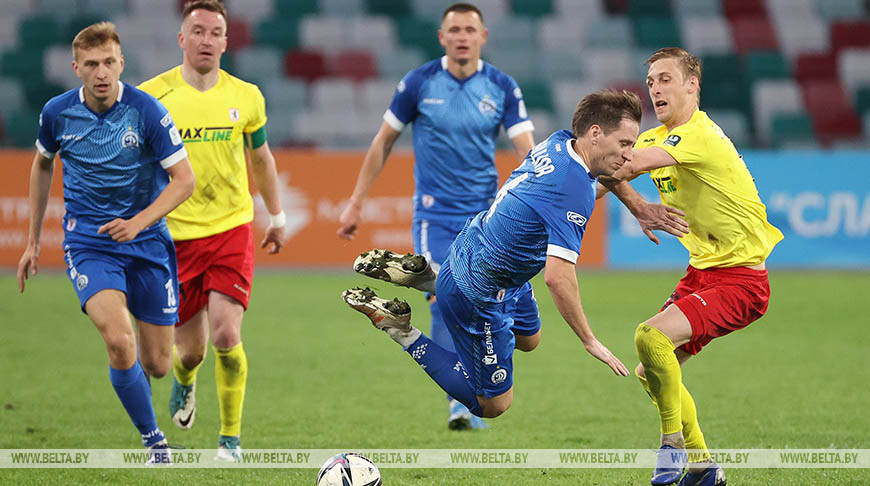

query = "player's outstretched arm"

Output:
[[248, 140, 285, 254], [544, 256, 629, 376], [98, 158, 195, 242], [598, 176, 688, 244], [337, 121, 401, 240], [17, 152, 55, 293]]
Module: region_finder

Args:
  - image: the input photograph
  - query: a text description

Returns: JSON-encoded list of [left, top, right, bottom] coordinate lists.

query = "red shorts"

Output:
[[661, 265, 770, 355], [174, 223, 254, 325]]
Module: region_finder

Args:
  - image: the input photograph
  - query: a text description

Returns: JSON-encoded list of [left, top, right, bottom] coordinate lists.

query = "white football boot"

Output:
[[353, 249, 437, 293]]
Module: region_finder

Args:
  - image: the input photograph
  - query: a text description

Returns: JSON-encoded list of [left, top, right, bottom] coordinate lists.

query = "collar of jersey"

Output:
[[78, 81, 124, 117], [565, 136, 592, 175], [440, 56, 483, 84]]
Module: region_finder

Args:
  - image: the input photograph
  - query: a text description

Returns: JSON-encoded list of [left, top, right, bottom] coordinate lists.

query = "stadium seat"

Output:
[[0, 48, 44, 81], [814, 0, 866, 21], [275, 0, 319, 18], [794, 52, 839, 84], [538, 48, 586, 82], [553, 80, 608, 118], [629, 0, 669, 17], [358, 78, 398, 112], [701, 77, 751, 120], [838, 49, 870, 99], [375, 47, 425, 80], [722, 0, 768, 21], [584, 16, 633, 49], [729, 18, 779, 54], [603, 0, 629, 15], [527, 109, 556, 138], [482, 47, 537, 84], [299, 16, 347, 50], [633, 16, 682, 49], [64, 14, 102, 44], [0, 77, 26, 116], [773, 16, 830, 60], [584, 49, 633, 84], [537, 17, 585, 51], [81, 0, 127, 18], [766, 0, 816, 22], [226, 18, 253, 51], [706, 109, 751, 147], [680, 17, 735, 56], [330, 49, 378, 81], [256, 17, 299, 50], [285, 49, 328, 82], [802, 79, 863, 142], [348, 16, 397, 51], [366, 0, 411, 17], [409, 0, 454, 19], [518, 81, 554, 112], [485, 18, 536, 51], [0, 15, 18, 52], [830, 21, 870, 53], [553, 0, 605, 18], [320, 0, 365, 17], [24, 81, 65, 113], [853, 85, 870, 116], [265, 108, 300, 147], [512, 0, 554, 17], [395, 17, 442, 60], [18, 15, 63, 51], [262, 78, 308, 113], [44, 46, 81, 90], [310, 78, 356, 110], [2, 110, 39, 148], [752, 79, 804, 143], [234, 46, 285, 86], [227, 0, 274, 25], [673, 0, 720, 17], [471, 0, 511, 23], [769, 113, 815, 146], [744, 51, 790, 83]]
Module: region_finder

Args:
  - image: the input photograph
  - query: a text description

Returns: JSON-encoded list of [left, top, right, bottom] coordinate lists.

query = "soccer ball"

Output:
[[316, 453, 382, 486]]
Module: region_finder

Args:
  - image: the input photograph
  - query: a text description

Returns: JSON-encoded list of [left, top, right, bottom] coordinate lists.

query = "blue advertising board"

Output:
[[607, 151, 870, 268]]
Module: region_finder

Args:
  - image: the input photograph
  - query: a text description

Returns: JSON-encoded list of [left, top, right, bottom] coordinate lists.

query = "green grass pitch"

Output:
[[1, 270, 868, 485]]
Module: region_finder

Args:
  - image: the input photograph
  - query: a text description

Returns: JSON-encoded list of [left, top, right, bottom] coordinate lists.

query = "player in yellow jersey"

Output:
[[139, 0, 285, 461], [602, 48, 783, 486]]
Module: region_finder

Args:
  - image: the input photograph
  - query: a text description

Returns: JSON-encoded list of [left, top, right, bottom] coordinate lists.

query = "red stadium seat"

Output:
[[794, 52, 839, 84], [226, 18, 252, 51], [801, 80, 863, 142], [830, 21, 870, 53], [330, 49, 378, 82], [722, 0, 767, 21], [285, 49, 327, 82], [730, 18, 778, 54]]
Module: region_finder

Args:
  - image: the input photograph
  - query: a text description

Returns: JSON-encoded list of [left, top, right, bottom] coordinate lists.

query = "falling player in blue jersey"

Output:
[[343, 90, 654, 419], [338, 3, 538, 430], [16, 22, 195, 462]]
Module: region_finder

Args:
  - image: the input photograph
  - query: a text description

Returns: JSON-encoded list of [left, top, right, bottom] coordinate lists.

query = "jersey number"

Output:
[[165, 279, 177, 308], [485, 173, 529, 222]]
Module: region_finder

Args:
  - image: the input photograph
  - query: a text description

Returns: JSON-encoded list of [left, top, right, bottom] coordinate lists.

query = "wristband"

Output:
[[268, 210, 286, 228]]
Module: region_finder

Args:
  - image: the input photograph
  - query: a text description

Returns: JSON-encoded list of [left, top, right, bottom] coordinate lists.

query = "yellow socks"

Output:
[[634, 323, 682, 435], [215, 343, 248, 437], [173, 345, 202, 386]]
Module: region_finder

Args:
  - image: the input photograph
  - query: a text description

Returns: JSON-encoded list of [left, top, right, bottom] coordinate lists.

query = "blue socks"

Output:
[[109, 361, 164, 447], [428, 300, 460, 404], [405, 334, 483, 417]]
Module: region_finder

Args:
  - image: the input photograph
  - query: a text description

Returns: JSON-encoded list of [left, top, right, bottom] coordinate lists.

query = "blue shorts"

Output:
[[63, 232, 179, 325], [414, 216, 541, 335], [437, 259, 536, 398]]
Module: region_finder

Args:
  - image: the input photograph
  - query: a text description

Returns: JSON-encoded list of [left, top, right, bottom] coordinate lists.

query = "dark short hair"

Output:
[[442, 3, 484, 24], [571, 89, 643, 138], [72, 21, 121, 59], [182, 0, 228, 21], [646, 47, 702, 88]]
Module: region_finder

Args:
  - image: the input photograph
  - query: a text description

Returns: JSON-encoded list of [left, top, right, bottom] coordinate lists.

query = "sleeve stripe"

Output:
[[507, 120, 534, 139], [159, 147, 188, 169], [547, 244, 579, 264], [383, 109, 405, 132], [35, 139, 55, 159]]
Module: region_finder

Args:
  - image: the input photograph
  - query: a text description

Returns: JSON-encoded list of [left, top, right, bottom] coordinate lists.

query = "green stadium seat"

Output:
[[396, 17, 442, 60], [0, 77, 26, 117], [512, 0, 554, 17], [744, 51, 790, 83], [585, 17, 633, 49], [81, 0, 127, 18], [630, 0, 670, 17], [0, 48, 45, 81], [2, 110, 39, 148], [366, 0, 412, 17], [519, 81, 554, 112], [256, 18, 299, 50], [701, 77, 751, 120], [376, 47, 425, 79], [633, 16, 682, 49], [18, 15, 64, 51], [64, 15, 102, 43], [24, 81, 65, 113], [274, 0, 318, 18], [770, 113, 814, 146], [853, 86, 870, 116]]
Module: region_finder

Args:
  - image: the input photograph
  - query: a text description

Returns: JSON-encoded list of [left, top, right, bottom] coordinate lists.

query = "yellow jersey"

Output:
[[139, 66, 267, 240], [635, 110, 783, 269]]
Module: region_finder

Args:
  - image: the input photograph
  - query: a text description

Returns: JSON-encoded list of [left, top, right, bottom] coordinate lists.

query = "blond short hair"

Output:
[[646, 47, 702, 90], [72, 21, 121, 59]]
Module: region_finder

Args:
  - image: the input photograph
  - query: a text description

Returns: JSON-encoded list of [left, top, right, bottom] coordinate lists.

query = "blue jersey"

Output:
[[385, 56, 533, 219], [449, 130, 598, 306], [36, 81, 187, 244]]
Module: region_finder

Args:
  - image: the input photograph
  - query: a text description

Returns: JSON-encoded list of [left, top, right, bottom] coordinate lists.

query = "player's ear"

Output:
[[177, 30, 184, 49], [480, 27, 488, 45], [437, 28, 446, 48]]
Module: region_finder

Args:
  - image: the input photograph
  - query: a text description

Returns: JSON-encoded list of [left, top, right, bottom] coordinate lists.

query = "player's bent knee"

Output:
[[515, 332, 540, 352], [477, 390, 513, 418]]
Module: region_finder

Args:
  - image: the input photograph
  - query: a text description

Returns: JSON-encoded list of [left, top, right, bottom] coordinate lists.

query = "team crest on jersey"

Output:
[[76, 274, 88, 291], [566, 211, 587, 227], [664, 134, 682, 147], [478, 95, 497, 114], [160, 113, 173, 127], [229, 108, 240, 122], [491, 368, 507, 385], [121, 128, 139, 149]]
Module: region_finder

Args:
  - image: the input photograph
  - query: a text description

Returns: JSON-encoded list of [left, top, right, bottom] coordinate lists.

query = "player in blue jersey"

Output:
[[343, 90, 652, 419], [16, 22, 195, 463], [337, 2, 537, 430]]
